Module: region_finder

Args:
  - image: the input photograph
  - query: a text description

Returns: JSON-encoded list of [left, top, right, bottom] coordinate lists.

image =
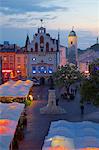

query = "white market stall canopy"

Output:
[[0, 80, 33, 97], [0, 102, 25, 150], [42, 120, 99, 150]]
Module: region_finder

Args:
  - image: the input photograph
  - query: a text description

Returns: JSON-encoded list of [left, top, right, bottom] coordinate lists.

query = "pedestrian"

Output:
[[80, 101, 84, 116], [56, 98, 59, 106]]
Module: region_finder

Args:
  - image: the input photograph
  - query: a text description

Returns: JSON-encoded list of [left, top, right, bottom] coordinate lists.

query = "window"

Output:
[[32, 57, 36, 61], [10, 56, 13, 62], [40, 36, 44, 48], [40, 36, 44, 44], [4, 63, 8, 69], [32, 66, 36, 74], [48, 67, 53, 74], [35, 43, 38, 52], [17, 57, 20, 63], [10, 63, 13, 69], [38, 66, 47, 73], [31, 48, 33, 52], [24, 57, 26, 64], [46, 42, 49, 52], [71, 41, 73, 45], [51, 48, 53, 52], [41, 48, 43, 52], [3, 56, 7, 61]]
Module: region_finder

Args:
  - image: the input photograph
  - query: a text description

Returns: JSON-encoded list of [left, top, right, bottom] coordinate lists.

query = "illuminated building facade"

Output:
[[0, 42, 17, 81], [26, 26, 60, 79], [60, 45, 67, 66], [15, 49, 27, 79], [78, 42, 99, 74], [68, 29, 78, 65], [0, 41, 27, 81]]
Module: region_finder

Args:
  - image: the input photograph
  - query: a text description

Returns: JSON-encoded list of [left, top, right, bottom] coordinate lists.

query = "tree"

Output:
[[53, 64, 82, 89], [80, 59, 99, 105]]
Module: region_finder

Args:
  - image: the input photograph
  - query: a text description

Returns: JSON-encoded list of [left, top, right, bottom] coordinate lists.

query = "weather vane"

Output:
[[40, 19, 43, 27]]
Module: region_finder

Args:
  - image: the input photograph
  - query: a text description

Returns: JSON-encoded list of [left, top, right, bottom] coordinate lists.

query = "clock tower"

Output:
[[68, 28, 78, 65]]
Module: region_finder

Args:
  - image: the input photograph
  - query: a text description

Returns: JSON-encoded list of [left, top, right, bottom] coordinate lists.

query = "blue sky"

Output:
[[0, 0, 99, 49]]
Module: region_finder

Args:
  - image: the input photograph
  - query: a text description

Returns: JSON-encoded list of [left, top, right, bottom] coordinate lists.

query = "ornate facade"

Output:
[[26, 26, 60, 79]]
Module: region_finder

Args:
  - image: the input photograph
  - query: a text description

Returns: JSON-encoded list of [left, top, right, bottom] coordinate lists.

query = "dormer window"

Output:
[[35, 43, 38, 52], [46, 42, 49, 52], [40, 36, 44, 48]]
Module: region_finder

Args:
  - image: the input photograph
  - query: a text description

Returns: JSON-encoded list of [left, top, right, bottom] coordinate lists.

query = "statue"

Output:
[[49, 76, 54, 90]]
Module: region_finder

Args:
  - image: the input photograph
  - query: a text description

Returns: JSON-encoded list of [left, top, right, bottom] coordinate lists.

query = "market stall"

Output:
[[0, 80, 33, 103], [42, 120, 99, 150], [0, 102, 25, 150]]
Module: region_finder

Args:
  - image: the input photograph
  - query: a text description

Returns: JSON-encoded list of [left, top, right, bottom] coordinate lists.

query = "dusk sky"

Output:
[[0, 0, 99, 49]]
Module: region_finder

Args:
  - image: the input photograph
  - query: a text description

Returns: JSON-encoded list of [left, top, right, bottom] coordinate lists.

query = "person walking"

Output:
[[80, 100, 84, 116]]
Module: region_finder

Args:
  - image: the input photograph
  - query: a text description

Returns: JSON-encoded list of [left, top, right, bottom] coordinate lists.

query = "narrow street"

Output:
[[19, 85, 99, 150]]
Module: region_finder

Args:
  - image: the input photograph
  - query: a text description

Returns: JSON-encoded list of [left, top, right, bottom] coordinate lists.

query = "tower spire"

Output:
[[25, 34, 30, 49], [96, 37, 98, 44]]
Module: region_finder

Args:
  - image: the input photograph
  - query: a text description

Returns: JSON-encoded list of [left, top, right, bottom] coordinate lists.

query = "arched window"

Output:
[[51, 48, 53, 52], [40, 36, 44, 44], [35, 43, 38, 52], [46, 42, 49, 52]]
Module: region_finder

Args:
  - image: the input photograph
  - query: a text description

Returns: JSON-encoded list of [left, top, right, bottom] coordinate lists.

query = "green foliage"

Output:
[[80, 79, 98, 101], [53, 64, 82, 87], [24, 99, 32, 106], [80, 59, 99, 105]]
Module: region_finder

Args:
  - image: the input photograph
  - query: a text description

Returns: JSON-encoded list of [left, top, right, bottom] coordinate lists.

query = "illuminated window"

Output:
[[32, 66, 36, 74], [4, 63, 8, 69], [10, 63, 13, 69], [32, 57, 36, 61], [38, 66, 47, 73], [3, 56, 7, 61], [10, 56, 13, 62], [48, 67, 53, 74]]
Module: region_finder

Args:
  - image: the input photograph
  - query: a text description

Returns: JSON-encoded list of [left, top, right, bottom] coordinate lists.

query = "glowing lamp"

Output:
[[33, 70, 36, 73], [29, 95, 33, 101], [2, 70, 12, 73], [17, 70, 20, 73], [85, 70, 89, 74]]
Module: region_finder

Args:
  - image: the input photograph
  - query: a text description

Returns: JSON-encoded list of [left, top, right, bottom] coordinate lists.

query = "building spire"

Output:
[[25, 34, 30, 49], [96, 37, 98, 44]]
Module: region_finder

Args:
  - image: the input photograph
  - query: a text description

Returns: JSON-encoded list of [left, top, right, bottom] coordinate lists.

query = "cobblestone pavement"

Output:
[[19, 85, 99, 150]]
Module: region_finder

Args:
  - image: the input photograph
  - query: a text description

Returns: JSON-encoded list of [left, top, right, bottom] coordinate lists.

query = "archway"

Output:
[[40, 77, 45, 85]]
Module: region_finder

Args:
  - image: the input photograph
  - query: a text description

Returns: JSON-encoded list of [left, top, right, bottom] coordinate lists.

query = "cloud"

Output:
[[0, 11, 58, 28], [0, 0, 68, 28], [0, 0, 68, 14]]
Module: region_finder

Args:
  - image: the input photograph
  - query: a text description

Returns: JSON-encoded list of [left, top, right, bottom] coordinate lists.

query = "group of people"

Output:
[[61, 85, 78, 101]]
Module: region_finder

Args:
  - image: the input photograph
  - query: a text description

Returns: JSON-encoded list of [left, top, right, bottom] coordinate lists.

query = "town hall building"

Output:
[[26, 26, 60, 80]]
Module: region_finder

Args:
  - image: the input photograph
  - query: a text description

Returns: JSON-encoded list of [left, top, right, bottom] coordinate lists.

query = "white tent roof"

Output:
[[0, 80, 33, 97], [0, 102, 25, 150], [42, 120, 99, 149]]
